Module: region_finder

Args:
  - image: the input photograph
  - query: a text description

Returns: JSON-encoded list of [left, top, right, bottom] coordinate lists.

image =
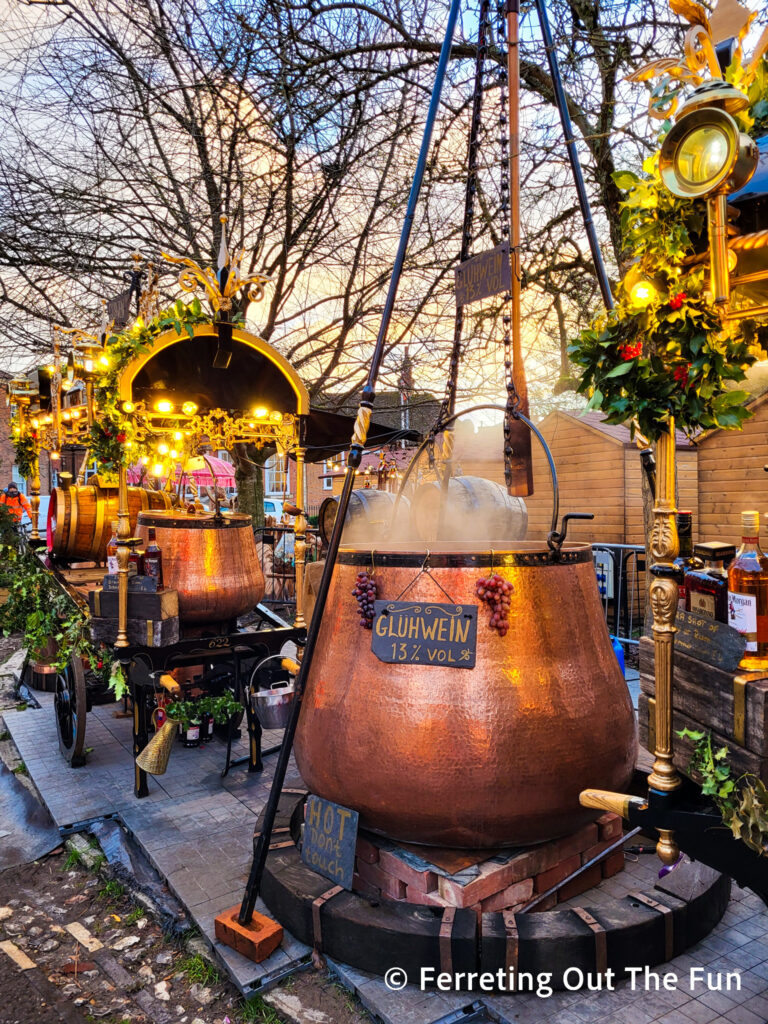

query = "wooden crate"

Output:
[[639, 635, 768, 782], [89, 614, 179, 648]]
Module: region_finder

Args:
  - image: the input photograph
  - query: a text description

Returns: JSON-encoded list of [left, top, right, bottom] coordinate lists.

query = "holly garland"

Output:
[[568, 64, 768, 442], [89, 297, 214, 471], [12, 431, 39, 480]]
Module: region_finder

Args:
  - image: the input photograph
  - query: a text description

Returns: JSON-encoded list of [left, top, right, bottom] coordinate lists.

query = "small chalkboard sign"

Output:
[[454, 242, 512, 306], [301, 796, 359, 890], [371, 601, 478, 668], [674, 609, 746, 672]]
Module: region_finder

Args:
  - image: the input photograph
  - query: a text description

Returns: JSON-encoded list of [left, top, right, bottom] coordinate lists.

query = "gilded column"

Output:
[[648, 424, 682, 800], [115, 465, 131, 648], [293, 446, 307, 630]]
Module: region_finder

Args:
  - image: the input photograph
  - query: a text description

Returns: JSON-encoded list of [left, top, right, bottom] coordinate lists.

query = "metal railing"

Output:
[[592, 543, 646, 651]]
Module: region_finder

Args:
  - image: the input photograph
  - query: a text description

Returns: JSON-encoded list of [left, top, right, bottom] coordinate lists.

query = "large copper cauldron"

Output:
[[295, 543, 636, 848], [137, 510, 264, 624]]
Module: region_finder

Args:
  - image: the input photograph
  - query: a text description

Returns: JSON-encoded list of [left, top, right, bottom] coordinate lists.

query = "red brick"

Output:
[[601, 850, 626, 878], [437, 849, 538, 907], [557, 864, 602, 902], [552, 823, 599, 862], [355, 836, 380, 864], [405, 884, 450, 907], [529, 892, 556, 912], [480, 878, 534, 914], [356, 858, 406, 900], [353, 872, 381, 901], [214, 906, 283, 963], [379, 849, 438, 893], [581, 840, 614, 866], [534, 854, 581, 894], [596, 812, 623, 842]]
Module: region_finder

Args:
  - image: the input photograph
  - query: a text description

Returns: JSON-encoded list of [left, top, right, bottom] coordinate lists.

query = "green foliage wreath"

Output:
[[569, 65, 768, 441]]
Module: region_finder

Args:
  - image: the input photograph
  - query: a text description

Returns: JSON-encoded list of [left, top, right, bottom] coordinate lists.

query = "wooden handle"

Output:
[[157, 673, 181, 694], [281, 658, 300, 675], [579, 789, 645, 819]]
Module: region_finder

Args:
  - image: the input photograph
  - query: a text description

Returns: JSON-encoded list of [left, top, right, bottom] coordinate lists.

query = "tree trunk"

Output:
[[233, 444, 267, 529]]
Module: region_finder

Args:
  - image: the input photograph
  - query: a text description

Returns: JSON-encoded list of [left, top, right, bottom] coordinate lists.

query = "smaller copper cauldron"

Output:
[[137, 509, 264, 624]]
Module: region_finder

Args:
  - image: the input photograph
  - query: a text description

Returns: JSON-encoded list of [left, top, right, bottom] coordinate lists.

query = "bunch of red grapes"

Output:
[[352, 571, 378, 629], [475, 573, 512, 636]]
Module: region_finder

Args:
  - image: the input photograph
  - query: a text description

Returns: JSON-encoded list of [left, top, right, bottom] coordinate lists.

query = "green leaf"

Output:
[[604, 361, 635, 378]]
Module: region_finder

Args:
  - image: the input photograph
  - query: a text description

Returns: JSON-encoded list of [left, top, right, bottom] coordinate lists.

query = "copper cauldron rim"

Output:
[[137, 510, 252, 529], [338, 541, 593, 566]]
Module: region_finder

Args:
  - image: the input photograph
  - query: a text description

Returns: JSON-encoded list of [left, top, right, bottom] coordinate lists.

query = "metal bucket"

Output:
[[250, 681, 295, 730]]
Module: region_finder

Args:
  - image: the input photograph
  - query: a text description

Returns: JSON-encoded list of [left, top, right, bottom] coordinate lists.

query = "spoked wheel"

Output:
[[55, 656, 87, 767]]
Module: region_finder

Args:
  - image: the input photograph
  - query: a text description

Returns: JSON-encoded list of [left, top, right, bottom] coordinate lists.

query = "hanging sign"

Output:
[[454, 242, 512, 306], [371, 601, 478, 668], [301, 795, 359, 890]]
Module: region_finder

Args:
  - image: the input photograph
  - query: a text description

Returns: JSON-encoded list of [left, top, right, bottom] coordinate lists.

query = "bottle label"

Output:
[[107, 554, 118, 574], [677, 584, 687, 611], [728, 591, 758, 651], [690, 591, 716, 618], [186, 724, 200, 741]]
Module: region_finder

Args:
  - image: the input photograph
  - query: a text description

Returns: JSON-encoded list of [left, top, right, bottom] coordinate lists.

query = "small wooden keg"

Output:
[[411, 476, 527, 543], [47, 480, 173, 562]]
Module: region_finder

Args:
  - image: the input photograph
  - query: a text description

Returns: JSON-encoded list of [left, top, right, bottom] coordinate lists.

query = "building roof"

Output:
[[556, 410, 696, 449]]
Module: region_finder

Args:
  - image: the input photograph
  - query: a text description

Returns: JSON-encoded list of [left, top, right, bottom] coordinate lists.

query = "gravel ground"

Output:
[[0, 634, 370, 1024]]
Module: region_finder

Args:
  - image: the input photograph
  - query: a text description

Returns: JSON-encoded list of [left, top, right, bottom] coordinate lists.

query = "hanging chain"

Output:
[[495, 1, 523, 489], [434, 0, 493, 444]]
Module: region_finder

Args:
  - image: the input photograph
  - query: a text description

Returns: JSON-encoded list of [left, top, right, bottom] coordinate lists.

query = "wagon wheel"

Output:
[[55, 656, 87, 767]]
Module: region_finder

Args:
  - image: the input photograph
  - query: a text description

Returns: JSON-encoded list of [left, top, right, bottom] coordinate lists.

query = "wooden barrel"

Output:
[[47, 481, 173, 562], [319, 490, 410, 546], [411, 476, 527, 543]]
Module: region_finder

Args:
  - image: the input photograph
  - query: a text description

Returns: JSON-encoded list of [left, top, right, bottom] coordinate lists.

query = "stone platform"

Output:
[[5, 690, 768, 1024]]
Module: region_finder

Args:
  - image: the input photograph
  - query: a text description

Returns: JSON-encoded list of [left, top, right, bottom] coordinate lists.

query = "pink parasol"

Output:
[[127, 454, 235, 487]]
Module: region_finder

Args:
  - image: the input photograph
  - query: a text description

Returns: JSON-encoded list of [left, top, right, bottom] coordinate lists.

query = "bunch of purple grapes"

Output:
[[352, 571, 378, 628], [475, 573, 512, 636]]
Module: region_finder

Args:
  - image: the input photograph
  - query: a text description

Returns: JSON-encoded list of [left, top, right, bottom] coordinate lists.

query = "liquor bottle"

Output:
[[200, 710, 214, 743], [143, 527, 164, 589], [127, 545, 142, 576], [673, 511, 699, 611], [685, 542, 736, 623], [106, 522, 119, 574], [728, 511, 768, 670], [183, 718, 201, 748]]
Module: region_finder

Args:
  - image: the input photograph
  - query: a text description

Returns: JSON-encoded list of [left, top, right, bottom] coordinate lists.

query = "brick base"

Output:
[[214, 906, 283, 963], [352, 814, 625, 916]]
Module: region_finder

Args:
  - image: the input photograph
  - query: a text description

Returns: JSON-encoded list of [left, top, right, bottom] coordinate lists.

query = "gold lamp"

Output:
[[660, 107, 757, 200]]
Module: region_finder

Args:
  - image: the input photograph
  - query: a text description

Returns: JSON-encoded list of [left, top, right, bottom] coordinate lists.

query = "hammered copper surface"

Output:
[[294, 543, 637, 848], [136, 510, 264, 624]]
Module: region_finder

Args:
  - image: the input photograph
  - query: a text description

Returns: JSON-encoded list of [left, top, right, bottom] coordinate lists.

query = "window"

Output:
[[264, 454, 287, 495]]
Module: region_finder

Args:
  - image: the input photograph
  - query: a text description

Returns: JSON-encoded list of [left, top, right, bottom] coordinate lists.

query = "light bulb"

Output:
[[170, 449, 178, 459], [173, 431, 183, 441], [155, 400, 173, 413], [122, 401, 135, 413], [152, 463, 164, 477], [99, 356, 110, 367], [158, 443, 169, 455], [182, 402, 197, 416], [254, 407, 268, 419]]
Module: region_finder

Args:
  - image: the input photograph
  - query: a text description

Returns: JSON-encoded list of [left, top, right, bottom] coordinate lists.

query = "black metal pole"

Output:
[[238, 0, 464, 925], [534, 0, 614, 311]]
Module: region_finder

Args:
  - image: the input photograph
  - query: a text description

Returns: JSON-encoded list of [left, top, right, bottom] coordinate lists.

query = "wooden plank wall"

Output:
[[624, 448, 699, 546], [697, 398, 768, 546], [458, 415, 625, 543]]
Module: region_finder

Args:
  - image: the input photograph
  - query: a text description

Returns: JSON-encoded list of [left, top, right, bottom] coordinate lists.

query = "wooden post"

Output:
[[115, 465, 130, 648]]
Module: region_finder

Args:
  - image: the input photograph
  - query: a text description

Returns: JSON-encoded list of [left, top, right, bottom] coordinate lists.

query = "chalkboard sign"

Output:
[[454, 242, 512, 306], [301, 796, 359, 890], [674, 609, 746, 672], [371, 601, 478, 668]]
